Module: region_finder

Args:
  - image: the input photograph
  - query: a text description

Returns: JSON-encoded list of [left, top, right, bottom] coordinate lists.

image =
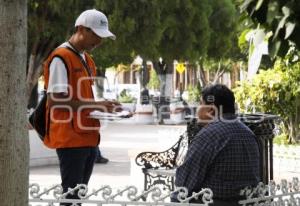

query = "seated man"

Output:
[[172, 84, 260, 206]]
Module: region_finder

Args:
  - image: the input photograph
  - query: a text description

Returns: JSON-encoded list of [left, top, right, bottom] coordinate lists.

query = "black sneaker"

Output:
[[95, 156, 109, 164]]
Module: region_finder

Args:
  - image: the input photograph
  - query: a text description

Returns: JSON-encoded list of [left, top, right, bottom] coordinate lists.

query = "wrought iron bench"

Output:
[[134, 134, 184, 191], [135, 113, 279, 192], [135, 117, 202, 191]]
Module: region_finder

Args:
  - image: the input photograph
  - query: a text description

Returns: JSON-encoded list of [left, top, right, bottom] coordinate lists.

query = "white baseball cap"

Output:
[[75, 9, 116, 40]]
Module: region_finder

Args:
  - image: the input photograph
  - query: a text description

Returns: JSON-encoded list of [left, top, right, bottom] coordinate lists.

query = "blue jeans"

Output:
[[56, 147, 97, 206], [96, 147, 101, 157]]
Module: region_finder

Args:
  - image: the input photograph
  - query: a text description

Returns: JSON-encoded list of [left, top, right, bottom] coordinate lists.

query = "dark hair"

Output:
[[201, 84, 235, 114]]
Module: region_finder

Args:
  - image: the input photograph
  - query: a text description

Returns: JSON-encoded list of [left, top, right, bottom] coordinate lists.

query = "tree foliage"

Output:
[[28, 0, 95, 50], [27, 0, 240, 74], [94, 0, 238, 65], [234, 60, 300, 143], [207, 0, 238, 59], [157, 0, 212, 63], [238, 0, 300, 58], [93, 0, 162, 67]]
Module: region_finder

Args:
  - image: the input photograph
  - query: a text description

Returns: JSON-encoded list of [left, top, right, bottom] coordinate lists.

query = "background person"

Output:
[[43, 9, 117, 205], [172, 84, 260, 206], [95, 147, 109, 164]]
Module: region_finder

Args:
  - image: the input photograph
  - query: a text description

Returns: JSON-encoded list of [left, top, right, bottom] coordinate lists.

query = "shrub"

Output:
[[234, 60, 300, 143], [118, 89, 136, 103]]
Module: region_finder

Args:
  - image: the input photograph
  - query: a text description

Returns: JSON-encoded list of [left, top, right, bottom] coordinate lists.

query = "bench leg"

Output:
[[141, 172, 149, 201], [171, 176, 175, 191]]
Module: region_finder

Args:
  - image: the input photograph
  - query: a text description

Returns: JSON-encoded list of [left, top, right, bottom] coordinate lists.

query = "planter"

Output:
[[121, 103, 136, 112], [170, 108, 185, 122], [134, 104, 154, 124], [169, 102, 185, 122]]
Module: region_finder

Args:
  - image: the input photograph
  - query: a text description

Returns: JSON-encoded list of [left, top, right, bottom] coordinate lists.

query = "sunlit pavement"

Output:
[[29, 121, 300, 190]]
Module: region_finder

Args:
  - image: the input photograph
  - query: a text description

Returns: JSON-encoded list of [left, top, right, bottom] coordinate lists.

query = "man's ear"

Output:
[[208, 106, 216, 117], [77, 25, 85, 33]]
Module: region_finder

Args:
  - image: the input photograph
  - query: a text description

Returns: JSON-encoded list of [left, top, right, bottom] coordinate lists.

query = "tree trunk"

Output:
[[197, 61, 207, 87], [212, 61, 226, 84], [142, 60, 149, 87], [26, 39, 55, 103], [231, 63, 240, 88], [95, 67, 106, 99], [288, 117, 295, 144], [0, 1, 29, 205]]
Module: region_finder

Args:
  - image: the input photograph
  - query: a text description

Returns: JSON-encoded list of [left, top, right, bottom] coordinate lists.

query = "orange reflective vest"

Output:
[[43, 47, 100, 148]]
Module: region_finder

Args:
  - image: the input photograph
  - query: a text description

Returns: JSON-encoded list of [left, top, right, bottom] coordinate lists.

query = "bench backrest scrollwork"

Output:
[[135, 133, 188, 169]]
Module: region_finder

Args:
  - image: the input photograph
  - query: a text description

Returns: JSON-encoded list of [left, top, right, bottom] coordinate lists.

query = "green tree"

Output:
[[158, 0, 212, 63], [94, 0, 240, 91], [197, 0, 240, 86], [207, 0, 237, 59], [94, 0, 162, 65], [156, 0, 213, 94]]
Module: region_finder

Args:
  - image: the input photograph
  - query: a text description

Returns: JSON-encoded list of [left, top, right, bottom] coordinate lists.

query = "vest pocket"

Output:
[[72, 111, 100, 133]]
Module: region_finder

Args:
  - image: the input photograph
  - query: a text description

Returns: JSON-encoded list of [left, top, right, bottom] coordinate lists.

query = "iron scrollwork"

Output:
[[239, 177, 300, 206], [29, 184, 214, 205], [135, 134, 185, 169]]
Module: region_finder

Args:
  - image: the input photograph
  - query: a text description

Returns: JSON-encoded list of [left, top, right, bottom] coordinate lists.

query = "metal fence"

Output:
[[239, 177, 300, 206], [29, 177, 300, 206], [28, 184, 213, 206]]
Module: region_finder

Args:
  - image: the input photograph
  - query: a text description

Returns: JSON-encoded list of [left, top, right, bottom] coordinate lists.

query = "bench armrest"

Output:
[[135, 135, 185, 169]]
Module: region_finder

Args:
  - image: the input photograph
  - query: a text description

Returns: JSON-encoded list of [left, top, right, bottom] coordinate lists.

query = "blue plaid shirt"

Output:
[[175, 117, 260, 199]]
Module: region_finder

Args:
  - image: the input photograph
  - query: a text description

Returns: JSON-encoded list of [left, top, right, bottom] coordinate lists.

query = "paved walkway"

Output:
[[29, 121, 300, 191], [29, 121, 186, 190]]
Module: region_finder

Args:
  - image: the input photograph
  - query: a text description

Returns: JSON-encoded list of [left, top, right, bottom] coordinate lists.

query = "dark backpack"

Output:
[[28, 90, 47, 141]]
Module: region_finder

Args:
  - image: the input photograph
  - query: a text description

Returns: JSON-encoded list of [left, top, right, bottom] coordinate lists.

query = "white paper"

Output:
[[89, 110, 131, 118]]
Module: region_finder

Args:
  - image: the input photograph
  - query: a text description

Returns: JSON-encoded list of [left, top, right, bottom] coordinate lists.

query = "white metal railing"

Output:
[[29, 177, 300, 206], [28, 184, 213, 206], [239, 177, 300, 206]]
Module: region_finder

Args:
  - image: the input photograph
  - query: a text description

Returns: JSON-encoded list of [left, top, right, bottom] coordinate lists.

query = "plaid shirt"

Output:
[[175, 117, 260, 199]]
